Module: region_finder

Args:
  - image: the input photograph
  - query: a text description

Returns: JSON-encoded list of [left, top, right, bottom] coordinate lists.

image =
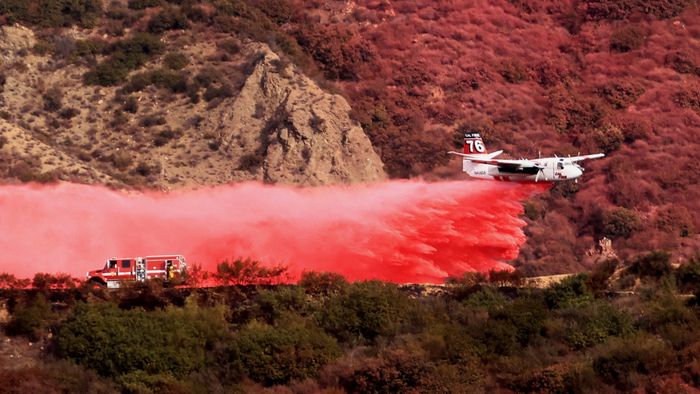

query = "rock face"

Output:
[[205, 44, 385, 186], [0, 25, 384, 188]]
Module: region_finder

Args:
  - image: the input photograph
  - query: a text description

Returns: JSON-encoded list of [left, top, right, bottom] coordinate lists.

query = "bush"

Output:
[[299, 271, 348, 296], [673, 88, 700, 114], [318, 281, 410, 343], [127, 0, 162, 9], [56, 302, 228, 377], [226, 318, 341, 386], [43, 86, 63, 112], [594, 123, 624, 153], [498, 59, 529, 84], [203, 83, 235, 101], [294, 24, 374, 80], [609, 25, 646, 52], [163, 52, 189, 70], [544, 274, 594, 309], [153, 128, 178, 147], [597, 80, 644, 109], [564, 301, 633, 349], [579, 0, 694, 20], [122, 95, 139, 113], [213, 258, 287, 285], [58, 107, 80, 119], [85, 33, 164, 86], [676, 255, 700, 293], [490, 297, 547, 349], [340, 349, 432, 393], [0, 360, 117, 393], [6, 294, 52, 341], [599, 207, 641, 239], [147, 6, 190, 33], [665, 51, 699, 74], [238, 153, 263, 170], [630, 251, 672, 279], [593, 334, 672, 390], [0, 0, 103, 28]]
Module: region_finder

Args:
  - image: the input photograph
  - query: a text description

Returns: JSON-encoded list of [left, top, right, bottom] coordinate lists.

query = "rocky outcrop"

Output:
[[204, 44, 385, 186]]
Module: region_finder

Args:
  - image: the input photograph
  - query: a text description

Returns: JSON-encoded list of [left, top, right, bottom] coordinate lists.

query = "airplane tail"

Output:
[[462, 132, 492, 174], [463, 132, 489, 155]]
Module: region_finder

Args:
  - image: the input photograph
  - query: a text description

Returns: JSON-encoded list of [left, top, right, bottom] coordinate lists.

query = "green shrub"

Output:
[[564, 301, 633, 349], [117, 371, 192, 393], [43, 86, 63, 112], [56, 301, 229, 377], [147, 6, 190, 33], [593, 334, 672, 390], [462, 286, 507, 310], [164, 52, 189, 70], [491, 297, 547, 348], [630, 251, 672, 279], [226, 318, 341, 386], [318, 281, 411, 343], [340, 349, 433, 393], [127, 0, 162, 9], [213, 258, 287, 285], [544, 274, 593, 309], [677, 255, 700, 293], [0, 0, 102, 28], [299, 271, 348, 296], [6, 294, 52, 341], [85, 33, 164, 86]]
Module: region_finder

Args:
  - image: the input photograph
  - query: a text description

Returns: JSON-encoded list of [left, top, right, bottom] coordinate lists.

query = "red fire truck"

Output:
[[86, 255, 188, 288]]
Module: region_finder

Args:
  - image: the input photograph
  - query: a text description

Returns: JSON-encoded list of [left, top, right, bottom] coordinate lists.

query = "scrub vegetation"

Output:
[[1, 255, 700, 392]]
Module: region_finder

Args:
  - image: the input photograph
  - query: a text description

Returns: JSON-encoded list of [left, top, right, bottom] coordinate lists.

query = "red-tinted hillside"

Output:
[[290, 0, 700, 274]]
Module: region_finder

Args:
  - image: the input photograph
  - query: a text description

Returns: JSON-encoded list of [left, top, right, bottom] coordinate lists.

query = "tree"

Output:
[[599, 207, 641, 239], [214, 258, 287, 285]]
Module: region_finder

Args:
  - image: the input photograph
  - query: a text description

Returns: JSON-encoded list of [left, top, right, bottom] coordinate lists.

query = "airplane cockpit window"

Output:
[[557, 162, 564, 170]]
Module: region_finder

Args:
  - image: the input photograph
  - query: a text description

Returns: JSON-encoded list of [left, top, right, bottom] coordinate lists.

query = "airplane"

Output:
[[448, 132, 604, 182]]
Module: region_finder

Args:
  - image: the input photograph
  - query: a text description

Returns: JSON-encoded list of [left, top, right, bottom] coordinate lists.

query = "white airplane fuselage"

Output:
[[464, 157, 583, 182]]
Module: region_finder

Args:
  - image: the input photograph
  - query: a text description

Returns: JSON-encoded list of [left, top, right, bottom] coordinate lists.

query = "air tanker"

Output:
[[448, 132, 604, 182]]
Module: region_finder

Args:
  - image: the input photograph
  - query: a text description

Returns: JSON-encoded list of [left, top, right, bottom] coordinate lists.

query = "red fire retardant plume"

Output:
[[0, 181, 547, 283]]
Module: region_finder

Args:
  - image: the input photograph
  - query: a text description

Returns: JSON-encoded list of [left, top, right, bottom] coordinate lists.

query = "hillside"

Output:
[[0, 0, 699, 275], [0, 18, 384, 189], [287, 0, 700, 274]]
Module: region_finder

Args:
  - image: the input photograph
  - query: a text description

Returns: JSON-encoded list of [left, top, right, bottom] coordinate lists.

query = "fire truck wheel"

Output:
[[88, 278, 106, 288]]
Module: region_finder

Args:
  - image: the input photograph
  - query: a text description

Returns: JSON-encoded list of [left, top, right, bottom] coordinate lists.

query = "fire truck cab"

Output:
[[87, 255, 187, 288]]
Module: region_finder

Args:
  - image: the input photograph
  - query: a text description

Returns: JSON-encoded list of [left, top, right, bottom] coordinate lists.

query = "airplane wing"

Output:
[[448, 151, 542, 169], [569, 153, 605, 162], [448, 150, 503, 159]]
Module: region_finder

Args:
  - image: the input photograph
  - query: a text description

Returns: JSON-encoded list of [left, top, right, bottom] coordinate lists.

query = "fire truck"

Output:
[[86, 255, 188, 288]]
